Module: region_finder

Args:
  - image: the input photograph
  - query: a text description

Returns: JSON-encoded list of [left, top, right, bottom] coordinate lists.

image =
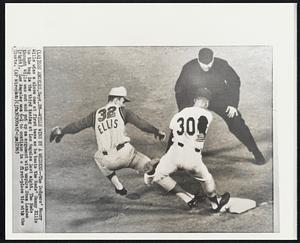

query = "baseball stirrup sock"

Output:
[[169, 184, 194, 203], [107, 171, 116, 180], [107, 172, 123, 190], [207, 194, 220, 210], [156, 176, 177, 192], [176, 192, 194, 203]]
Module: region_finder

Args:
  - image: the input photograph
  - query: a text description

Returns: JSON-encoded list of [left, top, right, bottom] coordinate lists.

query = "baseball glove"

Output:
[[49, 126, 64, 143]]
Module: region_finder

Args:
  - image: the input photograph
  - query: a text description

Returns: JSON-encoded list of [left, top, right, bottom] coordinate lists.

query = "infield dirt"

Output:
[[44, 46, 273, 233]]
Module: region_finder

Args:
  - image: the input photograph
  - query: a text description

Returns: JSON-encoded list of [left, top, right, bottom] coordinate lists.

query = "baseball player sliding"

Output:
[[145, 88, 230, 212], [50, 86, 167, 196]]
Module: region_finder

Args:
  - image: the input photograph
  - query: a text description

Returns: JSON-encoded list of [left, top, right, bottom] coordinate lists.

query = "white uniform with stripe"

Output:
[[153, 107, 213, 182], [93, 104, 150, 176]]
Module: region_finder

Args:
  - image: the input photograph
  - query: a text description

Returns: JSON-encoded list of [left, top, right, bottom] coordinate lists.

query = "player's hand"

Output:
[[226, 106, 238, 118], [49, 126, 64, 143], [154, 131, 166, 141]]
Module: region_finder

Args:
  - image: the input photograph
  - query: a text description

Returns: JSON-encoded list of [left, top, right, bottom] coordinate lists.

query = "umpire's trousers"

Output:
[[209, 105, 259, 153]]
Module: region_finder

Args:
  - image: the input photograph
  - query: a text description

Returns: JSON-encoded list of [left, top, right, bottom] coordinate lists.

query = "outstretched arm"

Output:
[[50, 111, 96, 143], [61, 111, 95, 134], [123, 108, 165, 140]]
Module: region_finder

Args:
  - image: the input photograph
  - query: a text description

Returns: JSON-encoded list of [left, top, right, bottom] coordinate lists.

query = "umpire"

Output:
[[174, 48, 266, 165]]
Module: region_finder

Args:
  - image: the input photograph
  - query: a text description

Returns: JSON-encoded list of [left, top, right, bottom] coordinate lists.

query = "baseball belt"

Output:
[[177, 142, 201, 153], [102, 142, 128, 155]]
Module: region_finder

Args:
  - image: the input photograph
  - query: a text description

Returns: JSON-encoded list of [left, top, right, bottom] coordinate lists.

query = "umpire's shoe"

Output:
[[115, 187, 127, 196], [187, 193, 206, 209], [208, 192, 230, 213], [252, 150, 267, 165]]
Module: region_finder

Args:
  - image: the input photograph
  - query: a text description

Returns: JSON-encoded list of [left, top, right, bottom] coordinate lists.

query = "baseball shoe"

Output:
[[115, 187, 127, 196], [208, 192, 230, 213], [252, 150, 267, 165], [187, 193, 206, 209]]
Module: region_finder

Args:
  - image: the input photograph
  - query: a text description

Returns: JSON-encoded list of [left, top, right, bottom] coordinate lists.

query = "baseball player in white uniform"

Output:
[[145, 88, 230, 212], [50, 86, 166, 196]]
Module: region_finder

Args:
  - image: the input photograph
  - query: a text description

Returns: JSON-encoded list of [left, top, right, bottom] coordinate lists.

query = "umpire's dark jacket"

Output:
[[175, 57, 241, 111]]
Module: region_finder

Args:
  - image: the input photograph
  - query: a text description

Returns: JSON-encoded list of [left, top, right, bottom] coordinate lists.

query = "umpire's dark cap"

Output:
[[193, 87, 212, 100], [198, 48, 214, 64]]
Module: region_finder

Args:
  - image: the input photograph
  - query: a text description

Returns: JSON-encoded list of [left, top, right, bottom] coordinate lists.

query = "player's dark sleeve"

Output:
[[175, 66, 191, 111], [123, 108, 159, 135], [61, 110, 96, 135], [224, 62, 241, 108]]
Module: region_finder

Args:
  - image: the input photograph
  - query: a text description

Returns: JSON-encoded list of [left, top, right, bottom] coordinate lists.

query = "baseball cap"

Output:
[[198, 48, 214, 64], [108, 86, 131, 102]]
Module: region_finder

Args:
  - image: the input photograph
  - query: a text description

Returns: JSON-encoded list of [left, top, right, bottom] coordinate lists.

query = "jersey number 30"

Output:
[[176, 116, 208, 136]]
